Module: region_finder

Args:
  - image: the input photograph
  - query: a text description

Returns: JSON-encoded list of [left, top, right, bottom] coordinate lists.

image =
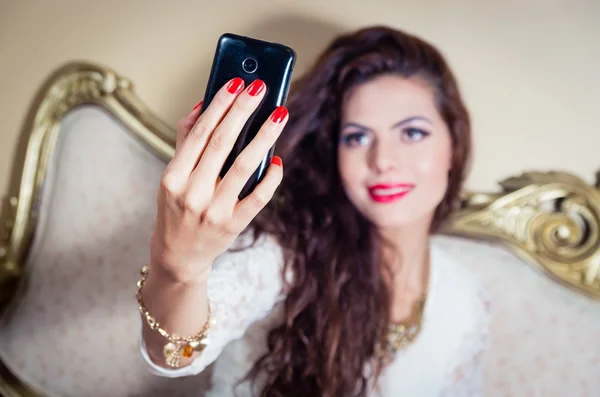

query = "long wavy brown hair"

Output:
[[247, 25, 472, 396]]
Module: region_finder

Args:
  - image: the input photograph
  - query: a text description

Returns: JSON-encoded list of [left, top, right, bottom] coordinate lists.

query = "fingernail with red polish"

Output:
[[227, 77, 245, 94], [192, 101, 203, 111], [247, 79, 265, 97], [271, 156, 282, 167], [271, 106, 288, 124]]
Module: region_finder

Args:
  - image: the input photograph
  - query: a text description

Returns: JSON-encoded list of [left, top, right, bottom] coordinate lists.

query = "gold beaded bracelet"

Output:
[[136, 265, 215, 368]]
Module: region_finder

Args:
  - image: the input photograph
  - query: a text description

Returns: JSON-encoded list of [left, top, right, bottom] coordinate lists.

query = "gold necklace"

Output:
[[377, 297, 426, 359]]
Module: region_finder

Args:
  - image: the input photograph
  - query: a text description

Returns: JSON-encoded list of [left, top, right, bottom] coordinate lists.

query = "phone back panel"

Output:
[[201, 33, 295, 199]]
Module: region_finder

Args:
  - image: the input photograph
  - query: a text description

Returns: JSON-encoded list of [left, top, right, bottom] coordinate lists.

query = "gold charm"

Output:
[[164, 342, 182, 368], [189, 336, 210, 353], [163, 342, 177, 356]]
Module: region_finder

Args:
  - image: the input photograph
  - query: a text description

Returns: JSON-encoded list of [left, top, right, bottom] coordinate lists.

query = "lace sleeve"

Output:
[[439, 286, 491, 397], [139, 232, 286, 378]]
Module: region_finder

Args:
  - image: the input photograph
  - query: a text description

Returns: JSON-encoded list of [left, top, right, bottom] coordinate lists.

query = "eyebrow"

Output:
[[392, 116, 433, 128], [341, 116, 433, 132]]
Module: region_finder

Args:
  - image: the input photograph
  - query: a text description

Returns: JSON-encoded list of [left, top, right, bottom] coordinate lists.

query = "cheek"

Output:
[[416, 151, 450, 178], [414, 140, 452, 191], [337, 149, 366, 192]]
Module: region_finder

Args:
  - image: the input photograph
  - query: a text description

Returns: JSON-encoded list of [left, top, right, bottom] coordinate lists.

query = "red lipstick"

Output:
[[367, 183, 415, 203]]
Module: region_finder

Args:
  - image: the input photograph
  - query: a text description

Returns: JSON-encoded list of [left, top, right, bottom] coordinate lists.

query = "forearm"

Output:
[[140, 264, 211, 370]]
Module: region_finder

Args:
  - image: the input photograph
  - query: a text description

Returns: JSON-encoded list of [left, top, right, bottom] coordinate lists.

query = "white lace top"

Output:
[[139, 233, 491, 396]]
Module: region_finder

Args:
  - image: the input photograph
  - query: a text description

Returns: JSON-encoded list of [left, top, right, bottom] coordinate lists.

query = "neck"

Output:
[[379, 216, 432, 297]]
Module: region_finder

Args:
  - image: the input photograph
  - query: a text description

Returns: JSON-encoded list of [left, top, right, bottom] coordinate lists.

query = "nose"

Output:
[[370, 140, 397, 173]]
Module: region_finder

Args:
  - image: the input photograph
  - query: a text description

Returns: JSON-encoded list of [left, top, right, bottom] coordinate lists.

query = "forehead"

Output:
[[341, 74, 439, 123]]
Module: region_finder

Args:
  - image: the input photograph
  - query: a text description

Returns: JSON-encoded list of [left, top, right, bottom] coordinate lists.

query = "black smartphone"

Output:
[[201, 33, 296, 199]]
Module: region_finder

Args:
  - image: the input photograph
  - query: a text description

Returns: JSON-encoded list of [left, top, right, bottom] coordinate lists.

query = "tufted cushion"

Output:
[[0, 106, 212, 396], [432, 235, 600, 397]]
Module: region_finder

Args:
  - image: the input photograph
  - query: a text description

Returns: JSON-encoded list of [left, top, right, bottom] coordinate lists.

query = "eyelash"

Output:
[[403, 128, 430, 141], [340, 132, 370, 147], [340, 128, 430, 147]]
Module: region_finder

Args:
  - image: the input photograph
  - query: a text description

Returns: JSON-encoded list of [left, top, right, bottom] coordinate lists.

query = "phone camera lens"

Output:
[[242, 57, 258, 74]]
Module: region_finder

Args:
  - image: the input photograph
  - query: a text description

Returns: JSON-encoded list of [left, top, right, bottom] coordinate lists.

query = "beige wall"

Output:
[[1, 0, 599, 197]]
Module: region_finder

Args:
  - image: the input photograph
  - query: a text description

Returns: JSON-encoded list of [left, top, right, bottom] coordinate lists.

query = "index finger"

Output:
[[167, 77, 245, 180], [175, 101, 203, 151]]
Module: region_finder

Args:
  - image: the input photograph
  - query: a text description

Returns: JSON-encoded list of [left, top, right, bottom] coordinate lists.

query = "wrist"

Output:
[[149, 259, 213, 287]]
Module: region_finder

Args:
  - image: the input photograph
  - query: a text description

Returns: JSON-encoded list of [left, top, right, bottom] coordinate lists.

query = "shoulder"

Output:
[[429, 239, 492, 382], [430, 239, 491, 328], [206, 230, 289, 314], [207, 230, 288, 288], [430, 239, 488, 298], [214, 229, 286, 269]]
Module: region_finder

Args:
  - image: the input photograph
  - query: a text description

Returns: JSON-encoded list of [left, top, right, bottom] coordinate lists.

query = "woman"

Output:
[[138, 25, 490, 396]]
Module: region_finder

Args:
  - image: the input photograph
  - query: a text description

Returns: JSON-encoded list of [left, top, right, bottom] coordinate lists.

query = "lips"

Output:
[[367, 183, 415, 203]]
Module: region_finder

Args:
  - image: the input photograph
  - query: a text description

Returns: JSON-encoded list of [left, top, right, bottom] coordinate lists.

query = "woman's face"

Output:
[[338, 74, 452, 231]]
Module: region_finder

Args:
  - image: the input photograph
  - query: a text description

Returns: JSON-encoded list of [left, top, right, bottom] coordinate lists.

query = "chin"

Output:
[[366, 211, 424, 230], [353, 195, 441, 231]]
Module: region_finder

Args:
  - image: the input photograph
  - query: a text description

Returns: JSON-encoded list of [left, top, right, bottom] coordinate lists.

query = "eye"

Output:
[[340, 132, 372, 147], [402, 127, 430, 142]]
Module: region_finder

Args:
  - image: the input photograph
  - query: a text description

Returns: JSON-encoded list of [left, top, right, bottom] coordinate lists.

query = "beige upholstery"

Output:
[[0, 107, 212, 396], [0, 62, 598, 397]]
